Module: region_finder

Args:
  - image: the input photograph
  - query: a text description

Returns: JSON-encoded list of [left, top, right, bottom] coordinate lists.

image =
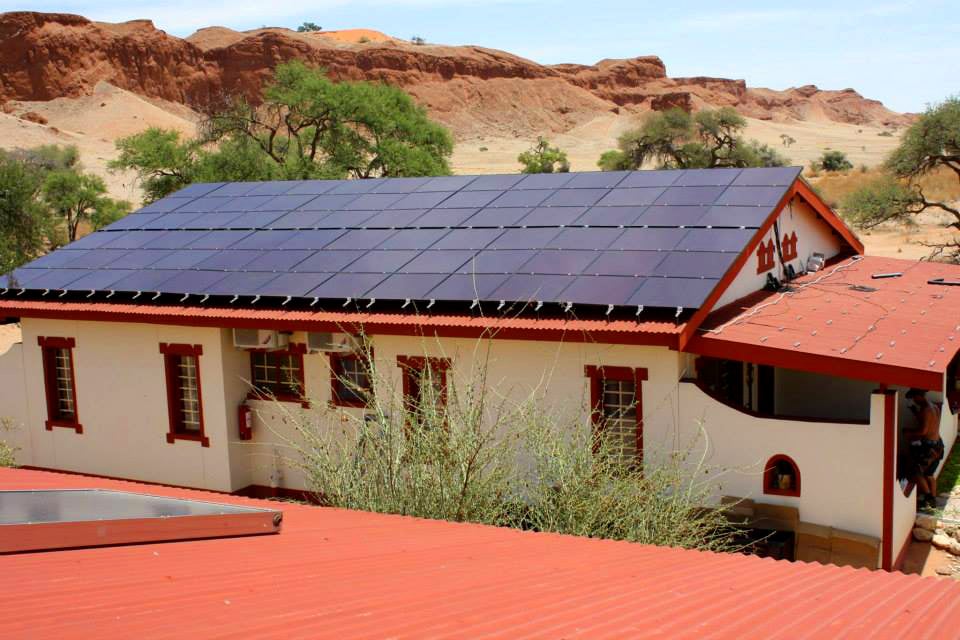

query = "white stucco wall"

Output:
[[0, 334, 31, 463], [15, 318, 235, 491], [716, 198, 848, 308]]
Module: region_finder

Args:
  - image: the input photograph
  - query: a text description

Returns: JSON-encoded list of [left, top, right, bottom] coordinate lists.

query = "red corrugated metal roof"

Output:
[[2, 467, 959, 639], [688, 256, 960, 388], [0, 299, 683, 341]]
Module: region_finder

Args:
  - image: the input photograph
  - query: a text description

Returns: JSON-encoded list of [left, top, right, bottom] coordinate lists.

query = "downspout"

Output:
[[881, 389, 897, 571]]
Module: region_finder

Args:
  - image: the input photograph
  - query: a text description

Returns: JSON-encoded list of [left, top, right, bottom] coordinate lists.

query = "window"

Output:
[[584, 365, 648, 462], [38, 336, 81, 433], [764, 454, 800, 497], [160, 343, 209, 446], [249, 344, 306, 403], [329, 352, 372, 408], [398, 356, 450, 427]]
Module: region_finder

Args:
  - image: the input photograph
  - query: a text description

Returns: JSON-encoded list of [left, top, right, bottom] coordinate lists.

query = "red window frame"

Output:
[[584, 365, 648, 460], [763, 454, 801, 497], [160, 343, 209, 447], [329, 352, 372, 408], [248, 343, 308, 406], [397, 356, 451, 419], [38, 336, 82, 433]]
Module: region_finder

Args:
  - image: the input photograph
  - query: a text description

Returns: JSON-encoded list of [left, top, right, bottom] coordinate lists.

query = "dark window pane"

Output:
[[597, 188, 665, 207]]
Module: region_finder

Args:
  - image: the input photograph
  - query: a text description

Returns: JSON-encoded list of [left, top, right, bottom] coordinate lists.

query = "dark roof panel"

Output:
[[10, 168, 802, 310]]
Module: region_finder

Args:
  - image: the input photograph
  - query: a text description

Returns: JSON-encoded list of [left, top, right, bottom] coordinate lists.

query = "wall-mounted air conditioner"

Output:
[[307, 332, 353, 353], [233, 329, 289, 350]]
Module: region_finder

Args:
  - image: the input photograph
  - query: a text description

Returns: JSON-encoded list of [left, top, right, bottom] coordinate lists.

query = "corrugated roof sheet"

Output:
[[2, 467, 959, 639], [2, 168, 803, 312], [688, 256, 960, 388], [0, 299, 683, 340]]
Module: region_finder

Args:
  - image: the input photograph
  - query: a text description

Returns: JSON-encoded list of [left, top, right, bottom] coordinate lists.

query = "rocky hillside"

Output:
[[0, 11, 911, 140]]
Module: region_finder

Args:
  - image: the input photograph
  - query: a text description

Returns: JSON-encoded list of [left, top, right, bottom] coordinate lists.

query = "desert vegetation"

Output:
[[111, 61, 454, 203], [597, 107, 789, 171], [268, 339, 738, 552], [0, 418, 18, 468], [836, 96, 960, 260], [0, 144, 129, 273], [517, 137, 570, 174]]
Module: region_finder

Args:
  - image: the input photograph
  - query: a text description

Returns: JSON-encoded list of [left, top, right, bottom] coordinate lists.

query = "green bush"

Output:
[[815, 150, 854, 172], [297, 22, 322, 32], [518, 137, 570, 174]]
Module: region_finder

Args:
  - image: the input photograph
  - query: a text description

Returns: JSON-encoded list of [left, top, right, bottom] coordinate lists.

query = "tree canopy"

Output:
[[112, 62, 454, 203], [518, 137, 570, 174], [597, 107, 789, 171], [841, 96, 960, 260]]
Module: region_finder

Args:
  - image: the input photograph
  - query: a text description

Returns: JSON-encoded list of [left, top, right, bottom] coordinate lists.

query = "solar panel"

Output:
[[8, 168, 801, 310]]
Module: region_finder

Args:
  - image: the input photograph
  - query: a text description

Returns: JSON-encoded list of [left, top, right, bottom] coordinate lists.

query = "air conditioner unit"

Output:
[[233, 329, 289, 350], [307, 331, 353, 353]]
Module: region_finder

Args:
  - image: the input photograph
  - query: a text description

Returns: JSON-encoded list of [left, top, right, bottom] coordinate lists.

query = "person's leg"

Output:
[[916, 476, 931, 506]]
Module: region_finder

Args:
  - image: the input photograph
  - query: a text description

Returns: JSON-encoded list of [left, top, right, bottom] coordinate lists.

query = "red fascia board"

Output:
[[678, 177, 863, 351], [0, 301, 681, 348], [686, 332, 944, 390]]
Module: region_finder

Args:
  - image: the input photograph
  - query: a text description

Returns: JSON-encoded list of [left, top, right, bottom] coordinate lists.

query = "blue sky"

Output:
[[7, 0, 956, 113]]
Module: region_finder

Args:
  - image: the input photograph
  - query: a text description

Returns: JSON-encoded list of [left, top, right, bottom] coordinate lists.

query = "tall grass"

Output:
[[813, 165, 960, 210], [274, 339, 738, 552], [0, 418, 19, 468]]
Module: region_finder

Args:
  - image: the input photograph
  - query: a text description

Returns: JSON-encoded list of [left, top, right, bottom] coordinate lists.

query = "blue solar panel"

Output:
[[9, 168, 801, 309]]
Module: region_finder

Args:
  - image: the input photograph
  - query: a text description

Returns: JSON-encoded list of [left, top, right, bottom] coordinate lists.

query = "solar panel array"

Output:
[[3, 167, 801, 311]]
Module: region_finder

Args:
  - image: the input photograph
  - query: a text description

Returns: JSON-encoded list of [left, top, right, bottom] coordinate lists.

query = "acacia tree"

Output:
[[41, 170, 129, 242], [841, 97, 960, 260], [597, 107, 789, 170], [518, 137, 570, 174], [0, 152, 50, 274], [204, 61, 453, 180]]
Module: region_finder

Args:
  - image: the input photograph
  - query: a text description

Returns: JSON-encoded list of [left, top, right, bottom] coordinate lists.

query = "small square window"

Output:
[[249, 346, 306, 403], [330, 353, 372, 408]]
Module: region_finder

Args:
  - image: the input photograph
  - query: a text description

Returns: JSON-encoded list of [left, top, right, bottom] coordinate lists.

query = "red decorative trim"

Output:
[[678, 178, 863, 351], [0, 301, 681, 348], [682, 377, 870, 426], [782, 231, 799, 261], [584, 365, 648, 460], [756, 239, 775, 274], [763, 454, 801, 497], [247, 343, 308, 407], [881, 389, 897, 571], [328, 351, 370, 408], [160, 343, 209, 447], [37, 336, 82, 433]]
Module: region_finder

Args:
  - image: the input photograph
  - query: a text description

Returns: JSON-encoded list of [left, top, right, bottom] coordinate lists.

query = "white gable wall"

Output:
[[715, 197, 848, 309]]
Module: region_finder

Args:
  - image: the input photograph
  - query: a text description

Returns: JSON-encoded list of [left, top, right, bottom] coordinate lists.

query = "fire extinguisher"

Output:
[[238, 403, 253, 440]]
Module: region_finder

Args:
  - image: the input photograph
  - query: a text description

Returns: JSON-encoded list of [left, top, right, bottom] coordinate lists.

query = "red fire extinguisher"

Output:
[[238, 403, 253, 440]]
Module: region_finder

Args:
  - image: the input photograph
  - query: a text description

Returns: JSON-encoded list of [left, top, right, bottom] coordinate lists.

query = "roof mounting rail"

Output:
[[534, 300, 543, 311], [58, 289, 68, 298], [605, 304, 614, 316], [180, 294, 189, 302], [106, 290, 115, 299], [41, 289, 49, 296], [342, 297, 352, 307], [199, 294, 209, 304], [251, 295, 260, 304], [564, 302, 573, 313], [151, 292, 161, 301], [281, 296, 292, 306], [229, 295, 239, 304], [426, 299, 435, 309], [310, 297, 319, 306], [365, 298, 375, 308], [401, 298, 411, 309], [675, 306, 684, 318], [497, 300, 505, 311], [86, 290, 96, 298], [636, 305, 644, 316], [16, 289, 25, 296], [132, 291, 142, 300], [470, 299, 480, 310]]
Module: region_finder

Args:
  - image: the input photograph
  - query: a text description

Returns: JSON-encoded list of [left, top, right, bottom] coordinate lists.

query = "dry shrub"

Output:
[[270, 338, 739, 552], [813, 165, 960, 210]]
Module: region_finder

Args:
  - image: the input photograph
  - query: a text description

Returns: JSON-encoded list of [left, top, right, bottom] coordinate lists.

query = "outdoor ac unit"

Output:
[[307, 331, 353, 353], [233, 329, 289, 350]]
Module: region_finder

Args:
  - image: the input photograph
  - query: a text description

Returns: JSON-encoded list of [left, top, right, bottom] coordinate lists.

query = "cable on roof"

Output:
[[929, 278, 960, 287]]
